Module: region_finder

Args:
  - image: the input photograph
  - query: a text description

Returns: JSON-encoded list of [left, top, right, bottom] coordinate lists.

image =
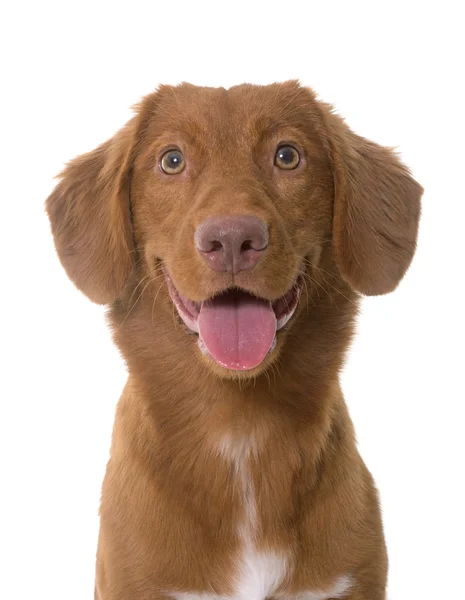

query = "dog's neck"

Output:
[[107, 285, 358, 529]]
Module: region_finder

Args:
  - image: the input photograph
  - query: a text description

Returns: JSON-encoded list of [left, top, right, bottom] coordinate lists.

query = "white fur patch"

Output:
[[216, 431, 259, 466], [218, 432, 289, 599]]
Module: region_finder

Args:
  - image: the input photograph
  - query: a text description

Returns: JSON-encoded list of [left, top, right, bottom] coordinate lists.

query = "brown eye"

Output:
[[274, 145, 300, 170], [160, 149, 185, 174]]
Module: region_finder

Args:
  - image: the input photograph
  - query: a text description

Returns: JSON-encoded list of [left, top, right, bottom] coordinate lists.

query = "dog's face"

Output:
[[46, 82, 422, 378], [131, 84, 334, 374]]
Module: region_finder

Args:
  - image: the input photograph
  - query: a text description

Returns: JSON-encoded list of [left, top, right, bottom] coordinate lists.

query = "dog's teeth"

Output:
[[268, 336, 277, 354], [276, 306, 296, 330], [198, 338, 210, 356]]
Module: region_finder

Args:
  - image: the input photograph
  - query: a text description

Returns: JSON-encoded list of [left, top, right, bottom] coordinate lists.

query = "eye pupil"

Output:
[[278, 148, 293, 163], [275, 145, 300, 170], [161, 150, 185, 174]]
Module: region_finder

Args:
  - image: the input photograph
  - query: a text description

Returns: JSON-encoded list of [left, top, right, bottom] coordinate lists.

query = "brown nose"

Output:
[[195, 215, 268, 274]]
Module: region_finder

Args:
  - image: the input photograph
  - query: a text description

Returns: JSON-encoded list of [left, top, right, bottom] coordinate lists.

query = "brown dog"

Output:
[[46, 81, 422, 600]]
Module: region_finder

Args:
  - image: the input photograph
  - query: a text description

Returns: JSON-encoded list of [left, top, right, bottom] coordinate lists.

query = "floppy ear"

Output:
[[46, 116, 139, 304], [321, 106, 423, 296]]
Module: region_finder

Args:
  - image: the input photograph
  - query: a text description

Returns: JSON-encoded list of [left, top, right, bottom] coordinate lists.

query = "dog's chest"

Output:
[[170, 435, 352, 600]]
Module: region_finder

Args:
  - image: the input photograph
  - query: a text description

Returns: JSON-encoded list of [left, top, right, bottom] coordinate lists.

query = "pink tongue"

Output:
[[198, 290, 277, 370]]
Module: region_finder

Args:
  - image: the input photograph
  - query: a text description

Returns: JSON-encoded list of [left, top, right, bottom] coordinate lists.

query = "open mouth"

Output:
[[163, 268, 303, 371]]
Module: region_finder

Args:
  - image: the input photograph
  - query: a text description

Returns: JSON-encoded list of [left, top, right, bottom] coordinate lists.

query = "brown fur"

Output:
[[46, 81, 422, 600]]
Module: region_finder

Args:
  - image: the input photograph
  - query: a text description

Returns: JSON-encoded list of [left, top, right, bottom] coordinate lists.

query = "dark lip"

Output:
[[162, 266, 304, 333]]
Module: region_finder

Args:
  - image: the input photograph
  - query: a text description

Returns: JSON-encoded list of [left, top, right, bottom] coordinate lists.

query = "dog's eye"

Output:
[[274, 145, 300, 170], [160, 150, 185, 175]]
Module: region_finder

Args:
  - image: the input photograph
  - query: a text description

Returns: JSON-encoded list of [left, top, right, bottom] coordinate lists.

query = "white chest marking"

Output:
[[217, 432, 289, 599]]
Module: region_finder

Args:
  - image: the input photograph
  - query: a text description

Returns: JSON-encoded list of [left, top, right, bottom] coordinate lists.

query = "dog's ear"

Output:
[[321, 105, 423, 296], [46, 114, 142, 304]]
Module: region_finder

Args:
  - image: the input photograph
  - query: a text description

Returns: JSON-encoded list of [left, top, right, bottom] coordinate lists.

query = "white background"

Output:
[[1, 1, 464, 599]]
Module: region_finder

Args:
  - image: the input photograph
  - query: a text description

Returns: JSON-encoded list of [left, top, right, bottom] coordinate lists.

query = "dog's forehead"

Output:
[[150, 82, 318, 142]]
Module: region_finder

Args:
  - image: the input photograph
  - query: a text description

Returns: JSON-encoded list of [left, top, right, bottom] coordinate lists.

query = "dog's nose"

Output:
[[195, 215, 268, 274]]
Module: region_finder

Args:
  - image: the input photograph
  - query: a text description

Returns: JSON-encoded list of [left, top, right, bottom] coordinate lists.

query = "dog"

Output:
[[46, 81, 422, 600]]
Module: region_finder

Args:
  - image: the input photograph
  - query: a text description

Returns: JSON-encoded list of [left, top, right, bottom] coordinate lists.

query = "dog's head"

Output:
[[46, 82, 422, 378]]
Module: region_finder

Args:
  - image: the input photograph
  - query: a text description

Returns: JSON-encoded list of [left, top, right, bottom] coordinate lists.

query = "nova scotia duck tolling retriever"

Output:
[[46, 81, 423, 600]]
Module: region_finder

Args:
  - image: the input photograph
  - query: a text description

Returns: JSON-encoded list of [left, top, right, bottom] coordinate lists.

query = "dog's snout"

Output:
[[195, 215, 268, 274]]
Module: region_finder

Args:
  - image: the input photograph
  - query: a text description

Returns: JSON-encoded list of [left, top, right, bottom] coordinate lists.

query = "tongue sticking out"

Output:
[[197, 289, 277, 370]]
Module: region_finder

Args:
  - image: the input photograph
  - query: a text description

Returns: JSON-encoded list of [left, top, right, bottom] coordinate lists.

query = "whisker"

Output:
[[151, 278, 169, 327], [306, 261, 355, 305], [117, 272, 162, 332], [301, 268, 335, 306], [126, 271, 155, 308]]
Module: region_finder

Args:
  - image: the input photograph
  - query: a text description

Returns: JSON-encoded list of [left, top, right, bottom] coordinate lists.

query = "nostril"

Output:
[[241, 238, 268, 253], [210, 240, 223, 252]]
